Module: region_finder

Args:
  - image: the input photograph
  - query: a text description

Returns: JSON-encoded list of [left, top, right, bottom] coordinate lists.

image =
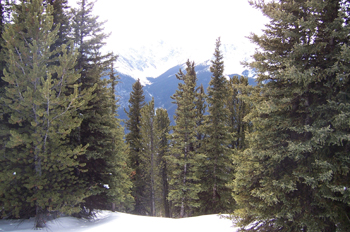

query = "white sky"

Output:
[[69, 0, 269, 54]]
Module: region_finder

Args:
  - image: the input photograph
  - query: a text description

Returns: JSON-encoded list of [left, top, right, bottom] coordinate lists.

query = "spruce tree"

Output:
[[155, 107, 171, 217], [0, 0, 11, 217], [0, 0, 93, 226], [70, 0, 131, 214], [168, 60, 204, 217], [136, 99, 171, 217], [199, 38, 233, 214], [233, 0, 350, 231], [0, 0, 8, 154], [227, 75, 252, 150], [139, 98, 159, 216], [101, 66, 133, 212], [125, 78, 146, 215], [195, 84, 206, 151], [43, 0, 70, 53]]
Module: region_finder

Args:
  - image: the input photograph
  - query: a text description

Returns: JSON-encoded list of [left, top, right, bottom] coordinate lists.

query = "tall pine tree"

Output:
[[125, 78, 146, 215], [227, 75, 252, 150], [155, 107, 171, 217], [0, 0, 93, 226], [0, 0, 9, 166], [195, 84, 206, 152], [233, 0, 350, 231], [70, 0, 131, 214], [199, 38, 233, 214], [139, 98, 159, 216], [168, 60, 204, 217]]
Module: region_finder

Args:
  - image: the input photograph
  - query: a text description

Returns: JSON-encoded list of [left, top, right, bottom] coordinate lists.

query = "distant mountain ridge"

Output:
[[116, 61, 256, 125], [115, 39, 256, 85]]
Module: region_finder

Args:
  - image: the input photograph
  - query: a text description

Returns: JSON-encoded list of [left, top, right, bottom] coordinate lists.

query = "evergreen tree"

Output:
[[0, 0, 8, 153], [195, 84, 206, 151], [139, 98, 159, 216], [199, 38, 233, 214], [155, 107, 171, 217], [227, 75, 252, 150], [69, 0, 130, 214], [137, 99, 171, 217], [0, 0, 11, 216], [233, 0, 350, 231], [102, 65, 133, 212], [109, 61, 118, 114], [168, 60, 204, 218], [43, 0, 70, 53], [0, 0, 93, 226], [125, 78, 146, 215]]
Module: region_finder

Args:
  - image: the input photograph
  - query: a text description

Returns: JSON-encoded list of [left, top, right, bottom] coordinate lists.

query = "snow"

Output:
[[0, 211, 239, 232], [116, 39, 258, 85]]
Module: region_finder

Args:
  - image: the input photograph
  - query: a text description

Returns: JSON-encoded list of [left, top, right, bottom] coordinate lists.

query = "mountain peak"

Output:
[[116, 39, 256, 84]]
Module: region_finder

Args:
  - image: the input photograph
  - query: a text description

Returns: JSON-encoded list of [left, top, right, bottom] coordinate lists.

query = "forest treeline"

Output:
[[0, 0, 349, 231]]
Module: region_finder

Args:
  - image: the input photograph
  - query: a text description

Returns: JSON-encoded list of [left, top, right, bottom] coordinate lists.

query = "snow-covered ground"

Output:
[[0, 211, 239, 232]]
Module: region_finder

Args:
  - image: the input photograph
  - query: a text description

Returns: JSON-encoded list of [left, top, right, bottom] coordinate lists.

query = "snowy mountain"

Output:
[[114, 39, 257, 124], [115, 39, 256, 85]]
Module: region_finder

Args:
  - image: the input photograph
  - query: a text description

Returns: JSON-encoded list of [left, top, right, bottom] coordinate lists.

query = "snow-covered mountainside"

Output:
[[116, 39, 256, 85]]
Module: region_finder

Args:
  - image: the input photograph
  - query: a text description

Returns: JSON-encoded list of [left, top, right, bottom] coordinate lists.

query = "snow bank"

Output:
[[0, 211, 238, 232]]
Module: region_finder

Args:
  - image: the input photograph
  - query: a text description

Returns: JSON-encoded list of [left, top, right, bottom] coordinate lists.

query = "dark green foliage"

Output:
[[198, 38, 233, 214], [0, 0, 93, 226], [109, 61, 119, 113], [0, 0, 11, 218], [0, 0, 8, 151], [69, 0, 132, 214], [124, 78, 146, 215], [136, 98, 171, 217], [227, 75, 252, 150], [233, 0, 350, 231], [155, 108, 171, 217], [139, 98, 158, 216], [135, 99, 171, 217], [195, 84, 206, 150], [43, 0, 70, 53], [168, 60, 204, 218]]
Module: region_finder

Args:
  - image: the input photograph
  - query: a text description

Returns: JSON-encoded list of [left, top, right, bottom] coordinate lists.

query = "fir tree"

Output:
[[168, 60, 204, 218], [195, 84, 206, 151], [0, 0, 93, 226], [139, 98, 159, 216], [233, 0, 350, 231], [70, 0, 131, 214], [0, 0, 8, 152], [43, 0, 70, 53], [125, 78, 146, 215], [155, 107, 171, 217], [227, 75, 252, 150], [102, 64, 133, 212], [199, 38, 233, 214], [0, 0, 11, 216]]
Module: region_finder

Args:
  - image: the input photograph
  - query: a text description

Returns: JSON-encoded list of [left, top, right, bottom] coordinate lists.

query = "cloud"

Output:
[[78, 0, 268, 52]]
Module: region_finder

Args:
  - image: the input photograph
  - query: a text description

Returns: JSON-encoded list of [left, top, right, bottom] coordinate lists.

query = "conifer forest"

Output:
[[0, 0, 349, 231]]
